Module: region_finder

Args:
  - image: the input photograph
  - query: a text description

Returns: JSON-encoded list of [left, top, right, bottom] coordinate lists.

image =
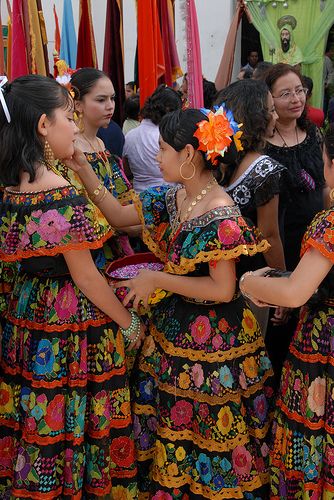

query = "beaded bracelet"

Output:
[[120, 310, 141, 343]]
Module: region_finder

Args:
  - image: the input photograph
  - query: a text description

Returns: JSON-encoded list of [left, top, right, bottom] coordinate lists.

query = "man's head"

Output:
[[248, 51, 259, 68], [280, 29, 291, 53]]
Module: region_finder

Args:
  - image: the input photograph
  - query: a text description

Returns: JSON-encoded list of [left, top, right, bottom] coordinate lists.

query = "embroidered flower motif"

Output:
[[44, 394, 65, 431], [110, 436, 135, 468], [217, 406, 234, 435], [170, 400, 193, 427], [324, 228, 334, 245], [38, 209, 72, 244], [198, 403, 209, 419], [54, 283, 78, 321], [232, 445, 252, 475], [178, 372, 191, 390], [15, 447, 32, 481], [167, 463, 178, 476], [139, 379, 155, 402], [307, 377, 326, 416], [219, 366, 234, 389], [0, 383, 14, 414], [253, 394, 268, 422], [218, 219, 241, 245], [191, 364, 204, 388], [195, 453, 212, 484], [218, 318, 229, 333], [0, 436, 14, 469], [175, 446, 186, 461], [243, 356, 259, 379], [34, 339, 55, 375], [191, 315, 211, 345], [112, 485, 135, 500], [152, 491, 173, 500], [242, 309, 257, 336]]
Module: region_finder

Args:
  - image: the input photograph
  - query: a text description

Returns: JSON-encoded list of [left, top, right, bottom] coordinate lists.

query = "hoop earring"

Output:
[[330, 188, 334, 202], [44, 140, 55, 165], [179, 160, 196, 181]]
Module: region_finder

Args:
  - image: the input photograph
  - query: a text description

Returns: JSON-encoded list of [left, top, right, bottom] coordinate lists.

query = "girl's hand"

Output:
[[117, 269, 158, 310], [63, 147, 90, 173], [126, 321, 146, 350]]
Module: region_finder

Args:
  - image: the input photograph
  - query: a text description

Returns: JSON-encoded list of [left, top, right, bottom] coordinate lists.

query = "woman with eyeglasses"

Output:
[[262, 64, 326, 385]]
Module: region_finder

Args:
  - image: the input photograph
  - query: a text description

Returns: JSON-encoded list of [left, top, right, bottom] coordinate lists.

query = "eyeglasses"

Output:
[[272, 88, 308, 101]]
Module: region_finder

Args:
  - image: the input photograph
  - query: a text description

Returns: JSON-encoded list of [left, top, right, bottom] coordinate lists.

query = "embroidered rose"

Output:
[[54, 283, 78, 321], [38, 209, 72, 244], [218, 219, 241, 245], [0, 436, 14, 469], [152, 491, 172, 500], [191, 315, 211, 344], [44, 394, 64, 432], [191, 364, 204, 388], [232, 445, 252, 475], [170, 400, 193, 427], [307, 377, 326, 417], [110, 436, 135, 468], [253, 394, 268, 422]]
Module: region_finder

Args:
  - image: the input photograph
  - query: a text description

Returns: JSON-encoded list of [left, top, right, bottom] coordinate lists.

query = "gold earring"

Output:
[[179, 160, 196, 181], [44, 140, 55, 165], [330, 188, 334, 202], [74, 111, 85, 133]]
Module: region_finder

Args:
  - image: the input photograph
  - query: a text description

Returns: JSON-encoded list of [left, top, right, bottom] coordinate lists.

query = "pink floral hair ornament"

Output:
[[193, 105, 243, 165]]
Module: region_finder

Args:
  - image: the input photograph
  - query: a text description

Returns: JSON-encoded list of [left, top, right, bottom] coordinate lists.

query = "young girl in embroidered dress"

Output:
[[0, 74, 144, 499], [66, 106, 275, 499], [240, 125, 334, 499], [57, 68, 135, 270]]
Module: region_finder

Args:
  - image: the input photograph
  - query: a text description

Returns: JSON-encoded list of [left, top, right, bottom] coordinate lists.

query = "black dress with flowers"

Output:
[[0, 186, 137, 499], [132, 185, 274, 499], [270, 208, 334, 499]]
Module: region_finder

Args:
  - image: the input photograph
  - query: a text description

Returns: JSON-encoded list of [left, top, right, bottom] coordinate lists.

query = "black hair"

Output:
[[324, 123, 334, 161], [140, 84, 182, 125], [253, 61, 273, 81], [214, 79, 270, 155], [126, 81, 136, 90], [302, 75, 313, 95], [70, 67, 109, 100], [124, 95, 140, 121], [243, 69, 253, 79], [159, 108, 237, 171], [0, 74, 72, 186], [265, 63, 309, 131], [203, 79, 217, 109]]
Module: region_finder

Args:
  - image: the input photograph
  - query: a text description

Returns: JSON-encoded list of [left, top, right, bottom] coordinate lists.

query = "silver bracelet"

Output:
[[239, 271, 254, 300], [120, 310, 141, 343]]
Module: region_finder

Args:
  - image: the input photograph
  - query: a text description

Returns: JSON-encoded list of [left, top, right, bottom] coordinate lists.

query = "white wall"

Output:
[[1, 0, 239, 84]]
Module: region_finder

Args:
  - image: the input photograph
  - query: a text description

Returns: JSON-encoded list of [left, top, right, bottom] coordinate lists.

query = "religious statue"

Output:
[[273, 15, 303, 66]]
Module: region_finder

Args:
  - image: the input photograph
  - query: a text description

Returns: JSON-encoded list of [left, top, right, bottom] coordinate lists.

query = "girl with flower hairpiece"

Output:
[[0, 74, 144, 499], [65, 106, 275, 498]]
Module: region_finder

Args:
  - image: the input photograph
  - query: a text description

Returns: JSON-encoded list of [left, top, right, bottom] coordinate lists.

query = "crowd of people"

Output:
[[0, 56, 333, 500]]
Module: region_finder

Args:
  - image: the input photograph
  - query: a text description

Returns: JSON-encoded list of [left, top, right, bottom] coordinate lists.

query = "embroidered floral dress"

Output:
[[132, 185, 274, 499], [0, 186, 137, 499], [57, 149, 134, 271], [270, 208, 334, 499]]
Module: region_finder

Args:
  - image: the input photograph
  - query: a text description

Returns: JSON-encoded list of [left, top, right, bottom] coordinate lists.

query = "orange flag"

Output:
[[137, 0, 165, 107], [76, 0, 97, 68]]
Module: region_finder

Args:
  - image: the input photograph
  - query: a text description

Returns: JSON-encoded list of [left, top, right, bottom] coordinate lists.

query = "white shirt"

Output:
[[123, 119, 167, 192]]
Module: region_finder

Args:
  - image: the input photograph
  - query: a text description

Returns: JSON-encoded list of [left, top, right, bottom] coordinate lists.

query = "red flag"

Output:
[[53, 3, 61, 55], [11, 0, 28, 79], [137, 0, 165, 107], [76, 0, 97, 68], [103, 0, 125, 124], [158, 0, 182, 86]]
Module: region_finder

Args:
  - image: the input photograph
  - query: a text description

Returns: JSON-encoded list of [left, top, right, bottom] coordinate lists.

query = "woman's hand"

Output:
[[126, 321, 146, 350], [117, 269, 158, 310], [63, 147, 90, 173]]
